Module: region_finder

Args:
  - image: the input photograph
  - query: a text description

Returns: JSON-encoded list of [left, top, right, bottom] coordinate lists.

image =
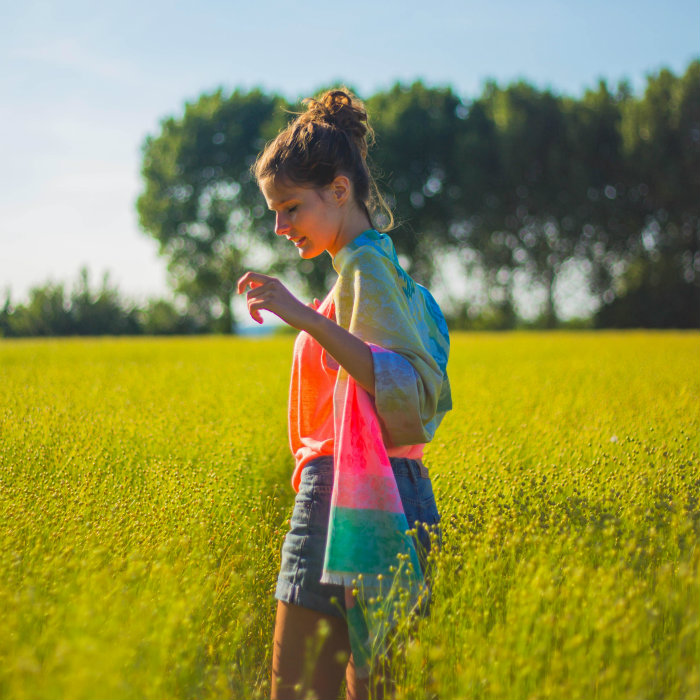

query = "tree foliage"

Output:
[[134, 61, 698, 330], [366, 83, 498, 279], [137, 89, 289, 331], [0, 60, 667, 335], [0, 270, 211, 338]]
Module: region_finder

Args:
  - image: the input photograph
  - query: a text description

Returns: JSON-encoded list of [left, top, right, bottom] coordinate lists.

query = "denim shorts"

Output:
[[275, 455, 441, 618]]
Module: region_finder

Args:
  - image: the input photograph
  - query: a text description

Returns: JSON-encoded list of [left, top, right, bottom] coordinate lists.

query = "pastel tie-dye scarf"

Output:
[[320, 230, 451, 675]]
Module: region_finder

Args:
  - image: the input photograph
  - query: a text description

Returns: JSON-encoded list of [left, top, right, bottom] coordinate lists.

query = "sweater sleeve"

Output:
[[332, 246, 447, 447]]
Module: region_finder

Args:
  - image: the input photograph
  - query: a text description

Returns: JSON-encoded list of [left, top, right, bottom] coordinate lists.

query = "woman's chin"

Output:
[[298, 247, 322, 260]]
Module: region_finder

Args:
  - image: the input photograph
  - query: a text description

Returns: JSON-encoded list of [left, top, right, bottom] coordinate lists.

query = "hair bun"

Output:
[[254, 85, 393, 232], [301, 88, 372, 156]]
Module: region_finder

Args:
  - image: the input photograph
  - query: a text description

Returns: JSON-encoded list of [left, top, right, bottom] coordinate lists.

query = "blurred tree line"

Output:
[[0, 269, 211, 337], [3, 61, 697, 337]]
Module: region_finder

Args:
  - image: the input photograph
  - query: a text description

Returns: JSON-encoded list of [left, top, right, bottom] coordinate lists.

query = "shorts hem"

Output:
[[275, 578, 346, 619]]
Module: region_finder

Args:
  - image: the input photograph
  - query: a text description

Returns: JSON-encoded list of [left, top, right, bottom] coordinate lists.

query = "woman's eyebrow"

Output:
[[268, 198, 296, 211]]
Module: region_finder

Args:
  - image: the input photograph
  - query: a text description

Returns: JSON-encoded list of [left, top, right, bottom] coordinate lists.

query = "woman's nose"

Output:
[[275, 213, 290, 236]]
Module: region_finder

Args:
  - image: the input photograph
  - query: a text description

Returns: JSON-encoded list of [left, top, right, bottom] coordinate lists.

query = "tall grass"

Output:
[[1, 333, 698, 699]]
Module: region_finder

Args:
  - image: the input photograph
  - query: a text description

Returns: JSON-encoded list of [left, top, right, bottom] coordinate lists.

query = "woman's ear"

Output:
[[329, 175, 352, 207]]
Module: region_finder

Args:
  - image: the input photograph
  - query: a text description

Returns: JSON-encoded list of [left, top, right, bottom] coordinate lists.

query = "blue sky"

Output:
[[1, 0, 698, 313]]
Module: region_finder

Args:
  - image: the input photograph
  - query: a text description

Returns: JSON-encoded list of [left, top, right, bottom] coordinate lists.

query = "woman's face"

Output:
[[260, 177, 348, 259]]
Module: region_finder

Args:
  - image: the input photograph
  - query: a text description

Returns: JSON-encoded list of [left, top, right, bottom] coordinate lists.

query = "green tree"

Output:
[[5, 283, 73, 336], [469, 81, 586, 327], [367, 82, 499, 285], [69, 268, 140, 336], [138, 298, 209, 335], [564, 80, 630, 296], [599, 60, 700, 326], [134, 64, 699, 330], [0, 289, 11, 337], [137, 88, 289, 332], [595, 254, 699, 327]]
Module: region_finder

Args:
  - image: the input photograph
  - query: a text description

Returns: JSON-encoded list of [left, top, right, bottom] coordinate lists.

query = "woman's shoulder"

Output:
[[332, 230, 399, 281], [332, 231, 416, 329]]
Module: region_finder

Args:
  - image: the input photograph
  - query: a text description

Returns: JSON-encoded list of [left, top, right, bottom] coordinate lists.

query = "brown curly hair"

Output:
[[253, 88, 393, 230]]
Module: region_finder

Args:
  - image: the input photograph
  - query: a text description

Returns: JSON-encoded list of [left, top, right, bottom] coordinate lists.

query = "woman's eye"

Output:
[[288, 205, 298, 214]]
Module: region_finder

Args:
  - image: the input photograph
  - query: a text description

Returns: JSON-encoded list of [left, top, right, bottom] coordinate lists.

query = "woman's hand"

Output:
[[237, 272, 375, 394], [236, 271, 316, 329]]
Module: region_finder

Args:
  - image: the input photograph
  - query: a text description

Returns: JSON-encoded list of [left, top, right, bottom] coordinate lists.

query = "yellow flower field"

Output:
[[1, 332, 698, 699]]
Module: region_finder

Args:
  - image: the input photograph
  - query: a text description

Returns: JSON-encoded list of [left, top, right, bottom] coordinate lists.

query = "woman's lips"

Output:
[[294, 237, 306, 247]]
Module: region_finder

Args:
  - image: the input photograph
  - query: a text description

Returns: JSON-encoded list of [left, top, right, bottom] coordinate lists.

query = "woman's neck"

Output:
[[330, 206, 373, 258]]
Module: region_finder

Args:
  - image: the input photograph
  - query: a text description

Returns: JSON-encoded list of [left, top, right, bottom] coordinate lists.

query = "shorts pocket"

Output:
[[395, 473, 441, 573], [306, 480, 333, 537], [290, 483, 313, 532], [396, 474, 439, 520]]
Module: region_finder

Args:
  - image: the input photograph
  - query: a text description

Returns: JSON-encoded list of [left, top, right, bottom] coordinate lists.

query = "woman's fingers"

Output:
[[237, 271, 274, 294], [237, 270, 313, 329], [246, 297, 267, 324], [246, 283, 284, 324], [238, 271, 277, 324]]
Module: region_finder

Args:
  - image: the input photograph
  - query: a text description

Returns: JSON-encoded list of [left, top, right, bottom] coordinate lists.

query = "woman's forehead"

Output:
[[261, 178, 315, 208]]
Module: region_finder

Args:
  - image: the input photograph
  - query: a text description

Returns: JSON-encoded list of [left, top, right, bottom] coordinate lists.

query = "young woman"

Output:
[[237, 89, 451, 700]]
